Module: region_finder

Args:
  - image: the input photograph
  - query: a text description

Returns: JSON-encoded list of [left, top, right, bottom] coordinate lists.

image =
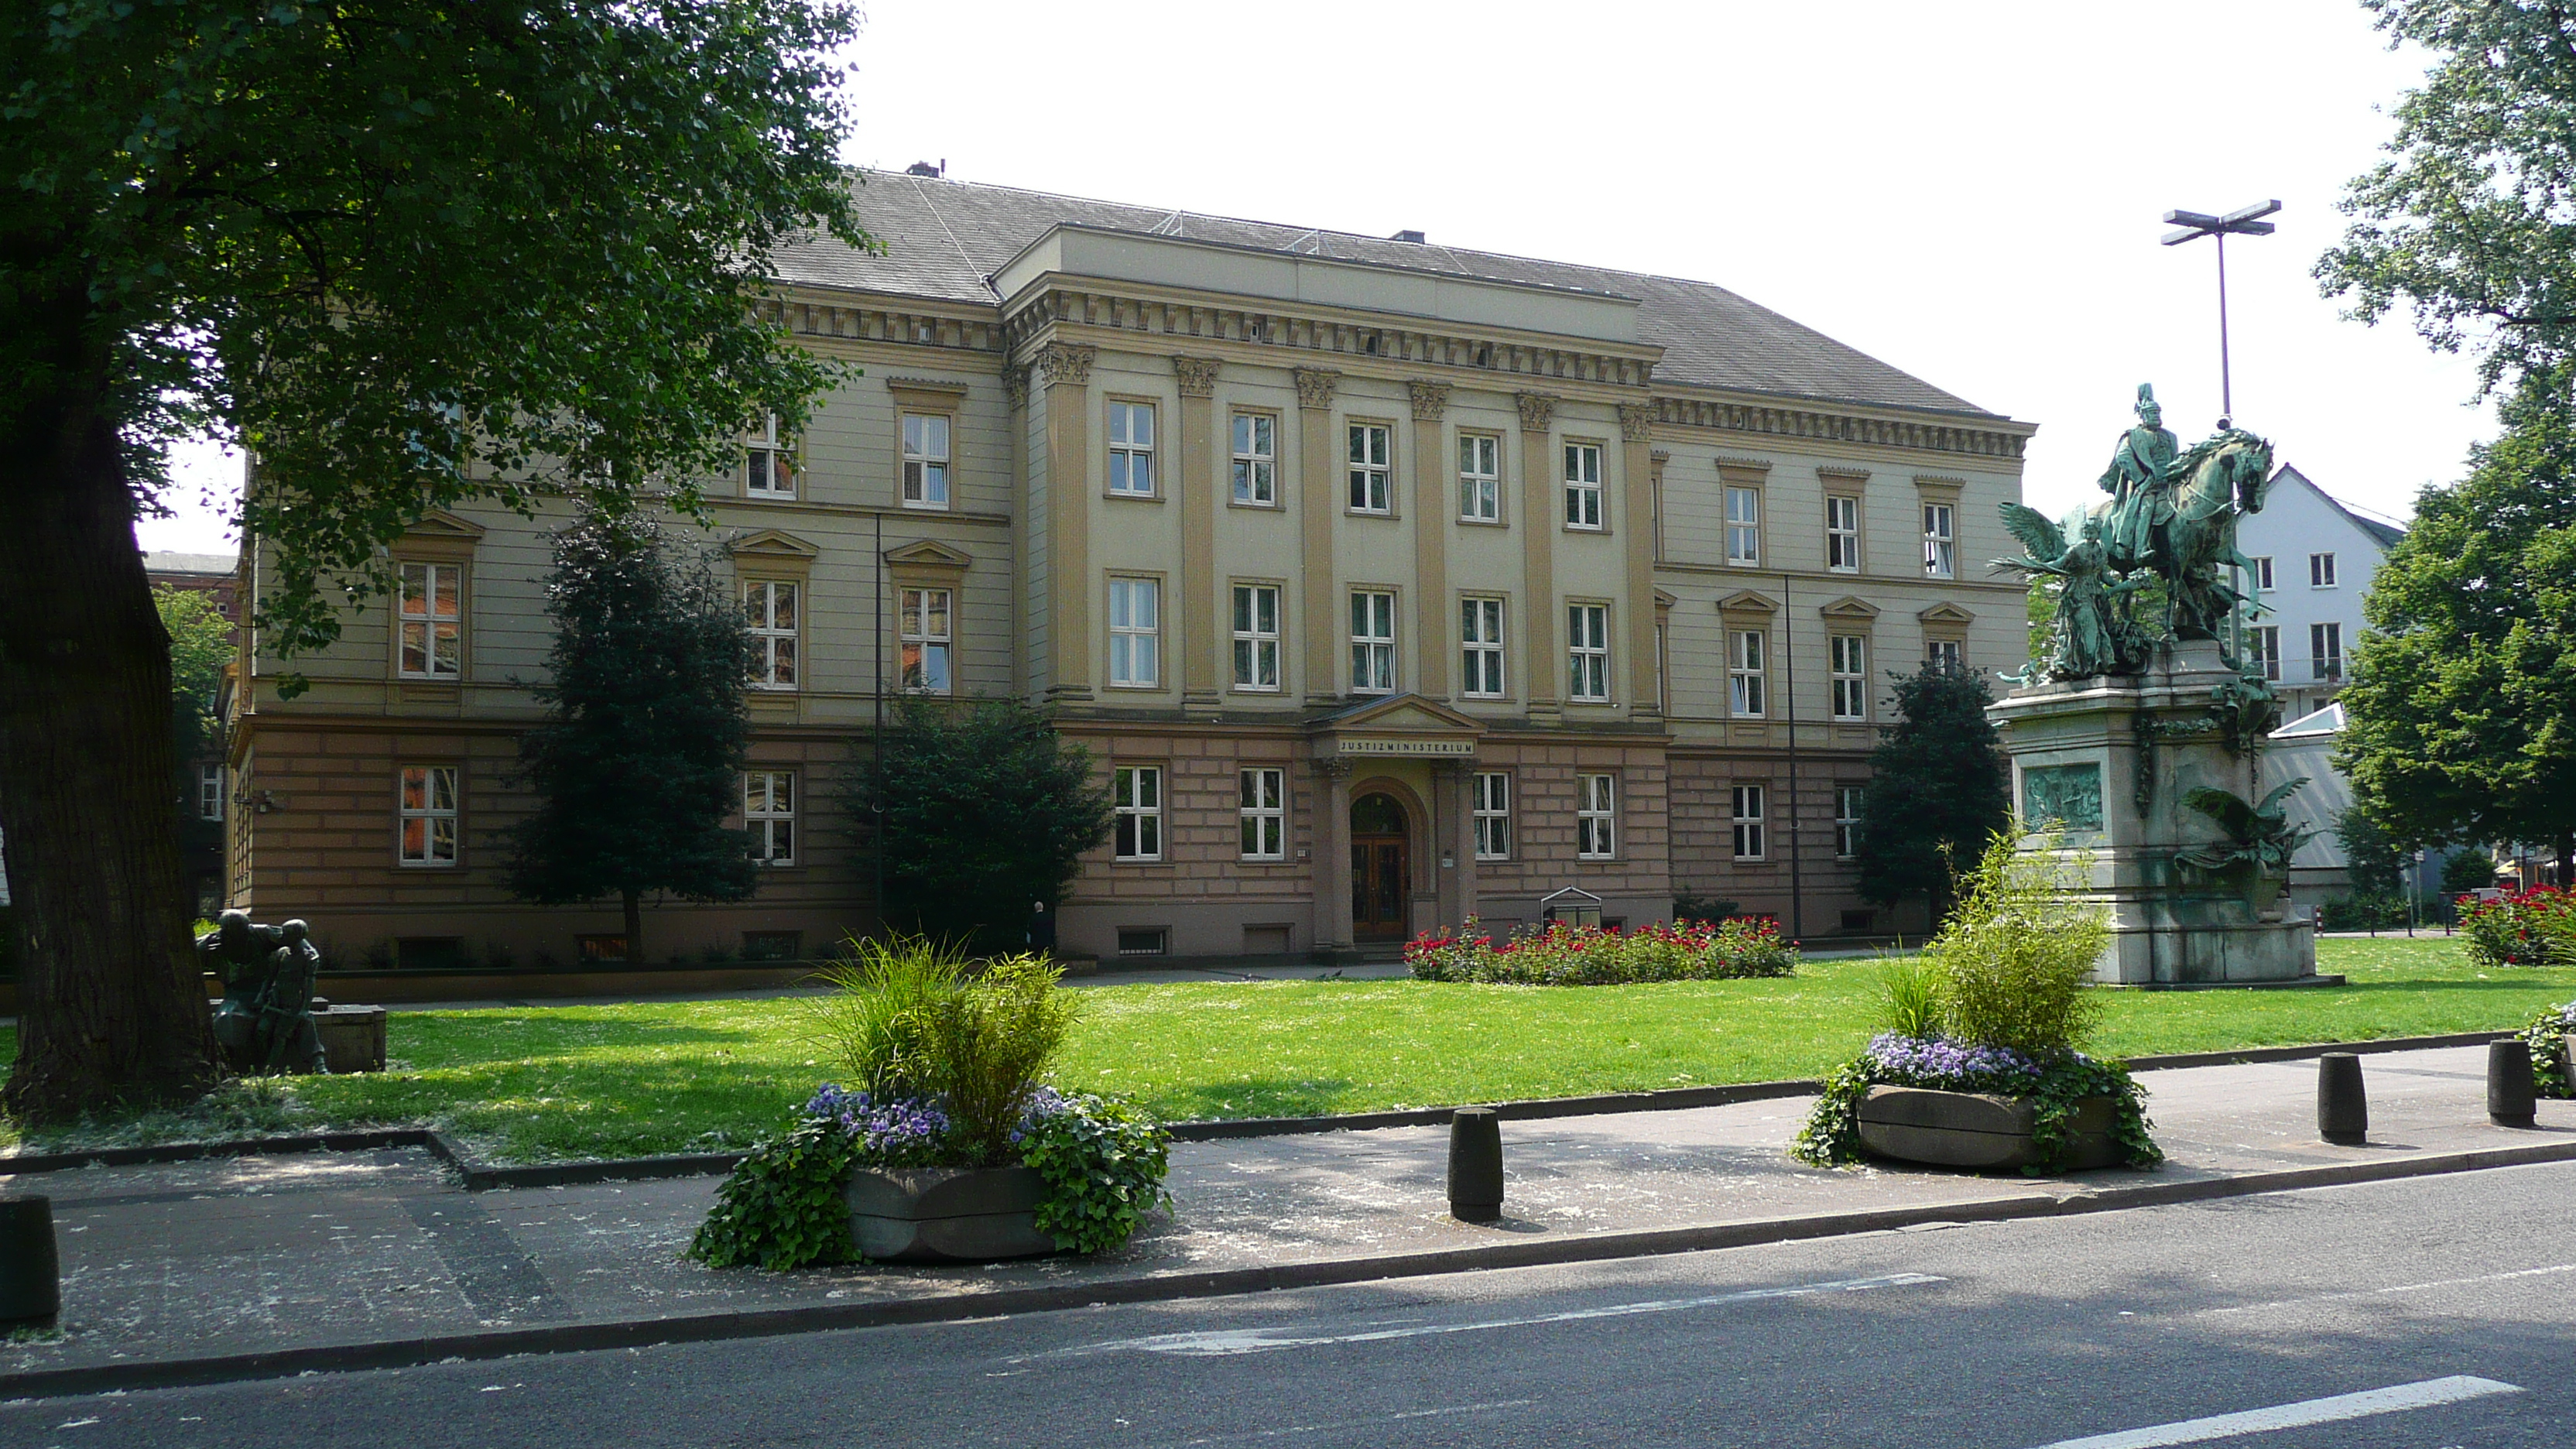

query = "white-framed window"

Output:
[[2311, 622, 2344, 680], [2309, 552, 2338, 587], [1114, 766, 1162, 862], [1830, 635, 1868, 721], [1922, 502, 1956, 578], [1108, 577, 1160, 687], [1347, 423, 1392, 514], [746, 414, 794, 497], [1568, 603, 1610, 702], [1238, 767, 1286, 861], [1725, 486, 1761, 564], [398, 765, 458, 867], [1461, 596, 1507, 698], [1108, 401, 1156, 495], [1729, 629, 1766, 718], [1577, 772, 1616, 859], [1927, 638, 1963, 671], [745, 581, 798, 690], [1458, 433, 1501, 521], [2249, 556, 2275, 591], [1350, 590, 1396, 694], [398, 561, 462, 680], [1655, 621, 1668, 713], [1231, 413, 1276, 505], [1826, 495, 1861, 573], [899, 587, 951, 694], [900, 413, 951, 509], [1231, 584, 1281, 691], [1834, 786, 1864, 859], [1473, 772, 1512, 861], [2252, 625, 2281, 682], [1732, 784, 1766, 860], [1564, 443, 1603, 529], [745, 770, 796, 865], [198, 762, 225, 822]]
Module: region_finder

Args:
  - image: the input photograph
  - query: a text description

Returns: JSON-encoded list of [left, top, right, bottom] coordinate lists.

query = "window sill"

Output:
[[1457, 516, 1509, 529], [1228, 498, 1284, 512], [1102, 682, 1167, 693], [899, 500, 951, 512], [1105, 491, 1165, 504], [742, 492, 800, 504], [1345, 509, 1398, 521]]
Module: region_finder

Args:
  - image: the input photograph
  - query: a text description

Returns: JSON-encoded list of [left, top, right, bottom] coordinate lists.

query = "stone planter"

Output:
[[1855, 1085, 2122, 1173], [844, 1165, 1057, 1263]]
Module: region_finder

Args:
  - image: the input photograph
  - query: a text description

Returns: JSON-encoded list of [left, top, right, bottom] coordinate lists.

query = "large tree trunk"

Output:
[[0, 384, 219, 1122], [2557, 832, 2573, 891]]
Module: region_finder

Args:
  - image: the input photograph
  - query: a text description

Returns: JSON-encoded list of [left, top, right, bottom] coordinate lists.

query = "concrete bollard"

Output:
[[0, 1195, 60, 1327], [2318, 1052, 2369, 1145], [1447, 1108, 1503, 1223], [2489, 1039, 2539, 1128]]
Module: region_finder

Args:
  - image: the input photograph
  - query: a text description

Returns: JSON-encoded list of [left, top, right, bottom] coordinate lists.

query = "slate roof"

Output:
[[769, 171, 2003, 421]]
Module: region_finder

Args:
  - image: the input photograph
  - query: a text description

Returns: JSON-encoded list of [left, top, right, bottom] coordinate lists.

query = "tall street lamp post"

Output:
[[2161, 200, 2280, 427]]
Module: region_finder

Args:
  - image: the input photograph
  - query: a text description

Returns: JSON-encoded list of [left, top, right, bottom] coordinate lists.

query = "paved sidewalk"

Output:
[[3, 1043, 2569, 1391]]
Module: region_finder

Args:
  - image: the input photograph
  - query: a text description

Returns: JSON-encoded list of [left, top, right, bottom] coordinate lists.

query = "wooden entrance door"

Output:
[[1350, 793, 1410, 939]]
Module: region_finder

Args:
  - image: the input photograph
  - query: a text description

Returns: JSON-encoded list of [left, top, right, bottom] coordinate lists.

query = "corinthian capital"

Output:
[[1516, 392, 1558, 433], [1036, 342, 1096, 389], [1293, 367, 1341, 411], [1619, 402, 1658, 442], [1409, 380, 1451, 422], [1173, 355, 1223, 399]]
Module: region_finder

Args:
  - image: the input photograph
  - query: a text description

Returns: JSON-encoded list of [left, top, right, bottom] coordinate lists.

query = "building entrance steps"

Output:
[[3, 1043, 2571, 1398]]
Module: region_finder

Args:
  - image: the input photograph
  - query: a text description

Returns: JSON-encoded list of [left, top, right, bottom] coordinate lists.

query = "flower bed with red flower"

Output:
[[2459, 886, 2576, 968], [1405, 916, 1797, 985]]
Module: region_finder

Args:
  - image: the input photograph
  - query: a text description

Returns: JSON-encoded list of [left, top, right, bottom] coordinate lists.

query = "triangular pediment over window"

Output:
[[882, 539, 972, 570], [728, 528, 820, 560], [1917, 601, 1975, 625], [1715, 588, 1777, 615], [401, 509, 486, 542], [1818, 595, 1881, 621], [1311, 694, 1487, 759]]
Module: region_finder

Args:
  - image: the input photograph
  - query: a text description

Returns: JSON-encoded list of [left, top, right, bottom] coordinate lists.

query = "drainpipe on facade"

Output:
[[1783, 576, 1804, 942]]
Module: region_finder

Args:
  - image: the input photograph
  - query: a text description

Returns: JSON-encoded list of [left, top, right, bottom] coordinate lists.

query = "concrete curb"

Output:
[[7, 1132, 2575, 1402], [0, 1029, 2523, 1190]]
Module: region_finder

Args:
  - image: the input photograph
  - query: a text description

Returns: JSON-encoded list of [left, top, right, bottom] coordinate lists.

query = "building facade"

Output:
[[2232, 464, 2404, 722], [225, 172, 2034, 967]]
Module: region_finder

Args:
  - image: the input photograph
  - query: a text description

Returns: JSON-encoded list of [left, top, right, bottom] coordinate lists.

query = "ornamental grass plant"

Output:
[[691, 937, 1165, 1270], [1793, 827, 2156, 1173]]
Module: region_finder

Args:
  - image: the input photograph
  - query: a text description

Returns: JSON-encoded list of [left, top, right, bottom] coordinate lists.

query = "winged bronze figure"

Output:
[[1994, 501, 2152, 681]]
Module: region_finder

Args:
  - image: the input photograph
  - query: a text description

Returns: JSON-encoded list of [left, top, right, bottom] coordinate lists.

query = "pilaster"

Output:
[[1316, 757, 1355, 952], [1040, 343, 1097, 703], [1517, 392, 1560, 724], [1176, 355, 1224, 715], [1295, 368, 1342, 707], [1620, 403, 1662, 725], [1410, 380, 1452, 702]]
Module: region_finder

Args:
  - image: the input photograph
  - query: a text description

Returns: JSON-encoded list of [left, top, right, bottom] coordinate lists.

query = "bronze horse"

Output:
[[2090, 428, 2276, 642]]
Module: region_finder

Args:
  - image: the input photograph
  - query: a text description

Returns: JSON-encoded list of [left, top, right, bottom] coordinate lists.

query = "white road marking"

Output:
[[2203, 1262, 2576, 1317], [1043, 1272, 1945, 1358], [2031, 1375, 2523, 1449], [1155, 1399, 1537, 1447]]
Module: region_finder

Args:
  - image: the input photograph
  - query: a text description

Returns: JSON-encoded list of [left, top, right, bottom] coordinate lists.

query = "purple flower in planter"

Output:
[[803, 1083, 954, 1163], [1863, 1033, 2079, 1092]]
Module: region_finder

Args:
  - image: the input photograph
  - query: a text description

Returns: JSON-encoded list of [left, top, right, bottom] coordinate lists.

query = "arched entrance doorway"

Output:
[[1350, 792, 1410, 940]]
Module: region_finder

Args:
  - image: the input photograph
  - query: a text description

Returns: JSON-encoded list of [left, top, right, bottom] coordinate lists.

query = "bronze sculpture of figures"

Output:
[[1999, 384, 2280, 678], [200, 909, 327, 1074]]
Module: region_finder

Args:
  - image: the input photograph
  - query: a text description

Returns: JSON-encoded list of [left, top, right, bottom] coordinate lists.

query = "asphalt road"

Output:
[[9, 1162, 2574, 1448]]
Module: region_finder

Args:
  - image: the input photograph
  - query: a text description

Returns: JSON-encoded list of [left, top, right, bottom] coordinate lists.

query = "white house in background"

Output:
[[2233, 464, 2406, 722]]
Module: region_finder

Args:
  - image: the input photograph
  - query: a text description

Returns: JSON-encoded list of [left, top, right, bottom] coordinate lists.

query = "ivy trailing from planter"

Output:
[[1019, 1091, 1173, 1253], [1791, 1033, 2161, 1174], [2520, 1000, 2576, 1099], [688, 1114, 866, 1271]]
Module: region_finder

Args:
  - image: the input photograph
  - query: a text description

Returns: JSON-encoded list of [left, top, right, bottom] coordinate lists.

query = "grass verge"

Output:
[[2, 936, 2564, 1163]]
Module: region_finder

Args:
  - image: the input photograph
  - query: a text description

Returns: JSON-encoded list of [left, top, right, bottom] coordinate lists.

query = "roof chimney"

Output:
[[906, 159, 944, 178], [1390, 229, 1426, 244]]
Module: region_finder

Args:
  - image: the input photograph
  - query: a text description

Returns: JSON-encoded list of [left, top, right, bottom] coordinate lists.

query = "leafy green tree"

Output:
[[506, 513, 759, 963], [2335, 394, 2576, 884], [2, 0, 865, 1118], [2316, 0, 2576, 396], [851, 701, 1115, 954], [156, 587, 235, 894], [1858, 662, 2012, 922], [2441, 848, 2502, 896], [2334, 806, 2408, 897]]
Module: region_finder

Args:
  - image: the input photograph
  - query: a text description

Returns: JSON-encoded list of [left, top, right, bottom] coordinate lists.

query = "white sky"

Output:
[[143, 0, 2489, 553]]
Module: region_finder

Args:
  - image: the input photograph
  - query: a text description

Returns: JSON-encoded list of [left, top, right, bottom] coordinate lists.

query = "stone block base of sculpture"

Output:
[[1991, 641, 2321, 988]]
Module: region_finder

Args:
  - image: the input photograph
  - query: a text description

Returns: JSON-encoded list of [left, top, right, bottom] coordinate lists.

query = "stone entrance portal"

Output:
[[1350, 793, 1410, 940]]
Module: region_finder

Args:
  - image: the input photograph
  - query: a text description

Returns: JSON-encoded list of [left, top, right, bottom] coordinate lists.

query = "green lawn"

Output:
[[2, 936, 2567, 1163]]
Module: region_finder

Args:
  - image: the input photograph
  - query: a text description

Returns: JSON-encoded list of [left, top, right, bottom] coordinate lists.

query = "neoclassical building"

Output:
[[225, 170, 2035, 967]]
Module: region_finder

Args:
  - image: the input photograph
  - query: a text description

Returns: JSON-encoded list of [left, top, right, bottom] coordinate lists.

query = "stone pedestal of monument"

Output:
[[1989, 640, 2319, 985]]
